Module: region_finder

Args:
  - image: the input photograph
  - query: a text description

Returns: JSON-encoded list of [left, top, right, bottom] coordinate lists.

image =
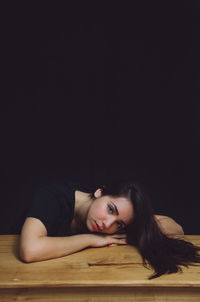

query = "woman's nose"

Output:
[[104, 216, 115, 229]]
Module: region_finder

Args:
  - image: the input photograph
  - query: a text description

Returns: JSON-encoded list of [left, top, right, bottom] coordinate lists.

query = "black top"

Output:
[[0, 181, 97, 236], [27, 182, 97, 236], [27, 182, 76, 236]]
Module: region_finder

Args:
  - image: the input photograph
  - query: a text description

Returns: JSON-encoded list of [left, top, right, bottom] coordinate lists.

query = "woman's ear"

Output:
[[94, 188, 102, 198]]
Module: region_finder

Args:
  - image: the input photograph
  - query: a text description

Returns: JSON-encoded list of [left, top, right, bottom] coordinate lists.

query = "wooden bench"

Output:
[[0, 235, 200, 301]]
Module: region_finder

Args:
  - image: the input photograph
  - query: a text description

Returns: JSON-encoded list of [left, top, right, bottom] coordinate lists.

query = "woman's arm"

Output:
[[154, 215, 184, 235], [19, 217, 93, 262], [19, 218, 127, 262]]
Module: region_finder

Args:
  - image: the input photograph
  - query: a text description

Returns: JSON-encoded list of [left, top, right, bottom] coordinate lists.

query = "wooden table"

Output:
[[0, 235, 200, 301]]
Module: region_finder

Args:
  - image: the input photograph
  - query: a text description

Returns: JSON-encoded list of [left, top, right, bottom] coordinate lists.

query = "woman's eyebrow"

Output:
[[111, 201, 126, 227]]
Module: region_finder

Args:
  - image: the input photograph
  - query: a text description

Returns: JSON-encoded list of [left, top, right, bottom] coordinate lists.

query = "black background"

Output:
[[1, 1, 200, 234]]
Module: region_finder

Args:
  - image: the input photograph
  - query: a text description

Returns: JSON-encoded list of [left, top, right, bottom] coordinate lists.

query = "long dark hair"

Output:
[[91, 181, 200, 279]]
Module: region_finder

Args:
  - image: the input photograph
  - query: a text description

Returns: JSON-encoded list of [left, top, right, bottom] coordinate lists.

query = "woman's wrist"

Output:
[[83, 233, 95, 247]]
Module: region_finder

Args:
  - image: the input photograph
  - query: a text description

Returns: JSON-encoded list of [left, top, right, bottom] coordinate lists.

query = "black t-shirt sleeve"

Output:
[[26, 183, 75, 236]]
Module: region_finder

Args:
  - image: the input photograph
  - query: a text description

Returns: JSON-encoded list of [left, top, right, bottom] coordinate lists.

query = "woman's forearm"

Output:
[[19, 234, 93, 263]]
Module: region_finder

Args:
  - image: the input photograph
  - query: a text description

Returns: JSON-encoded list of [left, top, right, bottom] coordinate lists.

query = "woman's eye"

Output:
[[108, 204, 113, 213], [116, 222, 122, 229]]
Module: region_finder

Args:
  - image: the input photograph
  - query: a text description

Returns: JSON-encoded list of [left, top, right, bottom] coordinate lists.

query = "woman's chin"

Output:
[[86, 220, 94, 233]]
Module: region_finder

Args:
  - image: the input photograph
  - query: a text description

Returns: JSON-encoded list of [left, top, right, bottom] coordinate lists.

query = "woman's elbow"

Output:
[[170, 219, 184, 235], [176, 224, 184, 235], [166, 220, 185, 236], [157, 217, 185, 236], [19, 241, 40, 263], [19, 245, 36, 263]]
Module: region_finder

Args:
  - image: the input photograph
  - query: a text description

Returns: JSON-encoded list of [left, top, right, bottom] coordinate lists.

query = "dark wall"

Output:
[[1, 2, 200, 234]]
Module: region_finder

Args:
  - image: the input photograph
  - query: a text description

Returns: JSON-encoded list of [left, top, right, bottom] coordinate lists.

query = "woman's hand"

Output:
[[89, 233, 127, 248]]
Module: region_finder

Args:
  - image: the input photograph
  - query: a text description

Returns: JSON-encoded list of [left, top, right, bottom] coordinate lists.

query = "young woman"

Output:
[[19, 180, 200, 279]]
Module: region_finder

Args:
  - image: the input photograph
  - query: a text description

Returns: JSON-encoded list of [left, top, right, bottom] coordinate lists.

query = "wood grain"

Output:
[[0, 235, 200, 301]]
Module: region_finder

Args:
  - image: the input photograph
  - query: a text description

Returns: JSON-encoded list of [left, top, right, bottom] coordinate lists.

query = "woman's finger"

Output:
[[112, 233, 126, 237], [112, 234, 127, 239], [115, 238, 127, 244]]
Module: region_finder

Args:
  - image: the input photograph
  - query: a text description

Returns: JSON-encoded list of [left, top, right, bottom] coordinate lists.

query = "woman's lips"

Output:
[[94, 221, 102, 232]]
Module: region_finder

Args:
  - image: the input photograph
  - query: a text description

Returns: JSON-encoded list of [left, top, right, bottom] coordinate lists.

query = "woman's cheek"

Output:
[[106, 226, 117, 234]]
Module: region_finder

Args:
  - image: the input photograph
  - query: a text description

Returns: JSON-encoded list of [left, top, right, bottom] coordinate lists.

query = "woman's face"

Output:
[[86, 189, 134, 234]]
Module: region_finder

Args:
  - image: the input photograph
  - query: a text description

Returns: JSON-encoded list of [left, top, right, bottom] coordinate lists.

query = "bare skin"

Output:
[[72, 189, 134, 234], [19, 189, 184, 263]]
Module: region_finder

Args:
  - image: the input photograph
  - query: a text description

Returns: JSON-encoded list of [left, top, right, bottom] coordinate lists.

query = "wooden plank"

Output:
[[0, 287, 200, 302], [0, 235, 200, 289]]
